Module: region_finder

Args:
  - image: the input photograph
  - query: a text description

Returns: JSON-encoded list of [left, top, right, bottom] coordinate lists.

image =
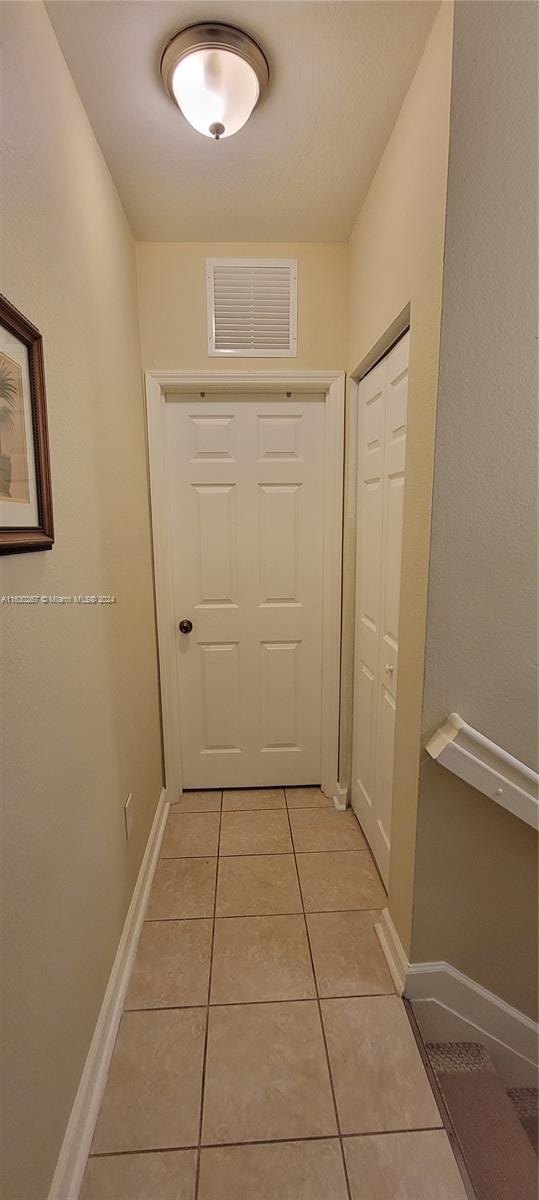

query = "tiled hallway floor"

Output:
[[81, 788, 468, 1199]]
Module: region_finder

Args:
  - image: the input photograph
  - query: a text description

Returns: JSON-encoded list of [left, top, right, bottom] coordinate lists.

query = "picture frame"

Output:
[[0, 295, 54, 554]]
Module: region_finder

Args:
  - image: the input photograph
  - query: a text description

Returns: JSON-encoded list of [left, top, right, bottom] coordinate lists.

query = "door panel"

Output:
[[258, 483, 300, 604], [192, 483, 238, 606], [351, 333, 409, 886], [260, 640, 301, 750], [166, 394, 325, 788], [199, 641, 241, 752]]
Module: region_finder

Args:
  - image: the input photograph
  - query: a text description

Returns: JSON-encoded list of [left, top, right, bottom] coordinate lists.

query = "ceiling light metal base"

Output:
[[160, 22, 270, 106]]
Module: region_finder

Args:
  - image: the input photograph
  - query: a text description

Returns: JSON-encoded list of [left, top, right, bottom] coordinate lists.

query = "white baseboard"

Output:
[[332, 781, 349, 811], [47, 788, 169, 1200], [375, 908, 538, 1087], [375, 908, 408, 994], [407, 962, 538, 1087]]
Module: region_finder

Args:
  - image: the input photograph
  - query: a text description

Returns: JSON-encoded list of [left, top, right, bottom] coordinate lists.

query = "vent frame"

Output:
[[206, 257, 298, 358]]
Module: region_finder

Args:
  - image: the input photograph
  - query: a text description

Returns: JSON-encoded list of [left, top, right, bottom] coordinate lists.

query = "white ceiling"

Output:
[[47, 1, 439, 242]]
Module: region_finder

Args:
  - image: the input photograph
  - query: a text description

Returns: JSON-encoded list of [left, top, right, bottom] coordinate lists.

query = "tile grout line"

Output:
[[140, 904, 385, 925], [194, 790, 223, 1200], [124, 986, 396, 1014], [89, 1124, 448, 1160], [176, 804, 330, 813], [173, 806, 335, 814], [283, 788, 354, 1200], [160, 847, 371, 859], [222, 805, 332, 813]]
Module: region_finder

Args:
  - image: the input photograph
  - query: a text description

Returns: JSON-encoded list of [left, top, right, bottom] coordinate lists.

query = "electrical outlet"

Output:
[[124, 792, 134, 841]]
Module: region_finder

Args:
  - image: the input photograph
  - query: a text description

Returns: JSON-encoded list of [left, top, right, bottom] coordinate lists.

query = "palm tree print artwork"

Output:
[[0, 351, 30, 502]]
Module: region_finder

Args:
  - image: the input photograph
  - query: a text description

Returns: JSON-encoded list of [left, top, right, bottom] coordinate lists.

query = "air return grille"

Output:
[[206, 258, 298, 357]]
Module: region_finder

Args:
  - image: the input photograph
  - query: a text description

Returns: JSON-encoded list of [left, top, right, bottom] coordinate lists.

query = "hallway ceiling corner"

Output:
[[46, 0, 439, 242]]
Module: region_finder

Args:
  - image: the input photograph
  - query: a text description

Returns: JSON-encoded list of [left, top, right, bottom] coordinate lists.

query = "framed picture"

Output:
[[0, 295, 54, 554]]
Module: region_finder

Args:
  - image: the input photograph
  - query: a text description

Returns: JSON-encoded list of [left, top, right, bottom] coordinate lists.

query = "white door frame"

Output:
[[145, 369, 346, 804], [345, 310, 411, 873]]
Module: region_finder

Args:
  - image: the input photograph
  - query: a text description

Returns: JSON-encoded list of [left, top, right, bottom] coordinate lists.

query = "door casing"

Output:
[[145, 370, 346, 804], [351, 332, 409, 885], [342, 306, 411, 887]]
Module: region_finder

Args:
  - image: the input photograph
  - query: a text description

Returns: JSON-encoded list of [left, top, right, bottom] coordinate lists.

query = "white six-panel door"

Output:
[[351, 333, 409, 885], [165, 393, 325, 788]]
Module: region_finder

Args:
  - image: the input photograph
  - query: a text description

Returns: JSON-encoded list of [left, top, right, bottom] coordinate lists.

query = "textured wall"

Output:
[[413, 0, 538, 1015], [136, 241, 348, 371], [343, 2, 454, 955], [0, 6, 162, 1198]]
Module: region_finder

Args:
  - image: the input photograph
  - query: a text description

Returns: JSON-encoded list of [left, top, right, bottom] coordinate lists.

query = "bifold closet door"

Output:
[[351, 333, 409, 886]]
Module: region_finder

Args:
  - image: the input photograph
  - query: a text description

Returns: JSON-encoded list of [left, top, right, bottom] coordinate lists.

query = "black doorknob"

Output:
[[179, 619, 193, 634]]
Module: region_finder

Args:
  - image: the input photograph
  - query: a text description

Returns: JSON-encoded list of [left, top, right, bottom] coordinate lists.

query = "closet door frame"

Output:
[[347, 306, 410, 881]]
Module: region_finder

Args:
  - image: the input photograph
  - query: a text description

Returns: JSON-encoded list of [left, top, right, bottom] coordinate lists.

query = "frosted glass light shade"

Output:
[[161, 24, 269, 140], [172, 49, 259, 139]]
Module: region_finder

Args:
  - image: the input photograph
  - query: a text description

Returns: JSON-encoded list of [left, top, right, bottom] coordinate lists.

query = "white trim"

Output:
[[144, 370, 345, 800], [426, 713, 539, 831], [145, 369, 343, 393], [375, 907, 408, 994], [408, 963, 539, 1088], [351, 305, 411, 386], [47, 789, 169, 1200], [374, 908, 539, 1087], [347, 323, 411, 890], [332, 781, 349, 811], [320, 372, 345, 800], [146, 377, 183, 800]]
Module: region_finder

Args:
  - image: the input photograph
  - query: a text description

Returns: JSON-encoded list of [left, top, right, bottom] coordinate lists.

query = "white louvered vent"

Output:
[[206, 258, 298, 357]]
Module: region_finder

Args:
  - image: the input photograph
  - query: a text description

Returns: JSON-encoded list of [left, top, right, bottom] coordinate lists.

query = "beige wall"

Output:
[[343, 2, 454, 954], [412, 0, 538, 1016], [0, 6, 162, 1199], [136, 241, 348, 370]]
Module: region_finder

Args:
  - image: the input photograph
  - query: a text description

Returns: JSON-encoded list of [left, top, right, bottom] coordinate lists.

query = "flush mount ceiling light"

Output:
[[160, 23, 269, 140]]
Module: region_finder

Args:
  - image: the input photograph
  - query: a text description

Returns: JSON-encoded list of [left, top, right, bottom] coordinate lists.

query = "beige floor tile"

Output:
[[160, 812, 220, 858], [202, 1001, 337, 1144], [290, 808, 367, 852], [91, 1009, 206, 1153], [321, 996, 442, 1134], [307, 910, 394, 997], [297, 850, 386, 911], [176, 791, 222, 812], [124, 919, 212, 1009], [222, 787, 286, 810], [215, 854, 302, 916], [198, 1140, 348, 1200], [80, 1150, 197, 1200], [147, 858, 216, 920], [220, 809, 292, 856], [285, 787, 332, 808], [344, 1130, 468, 1199], [211, 915, 315, 1003]]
